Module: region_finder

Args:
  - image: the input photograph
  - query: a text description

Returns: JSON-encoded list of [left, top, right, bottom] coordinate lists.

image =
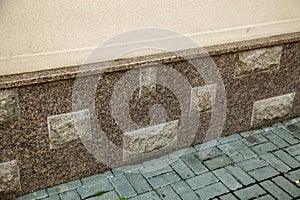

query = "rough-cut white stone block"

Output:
[[235, 46, 282, 77], [190, 84, 217, 112], [0, 160, 21, 193], [139, 66, 157, 96], [47, 109, 91, 149], [251, 93, 295, 127], [123, 120, 178, 159], [0, 89, 19, 125]]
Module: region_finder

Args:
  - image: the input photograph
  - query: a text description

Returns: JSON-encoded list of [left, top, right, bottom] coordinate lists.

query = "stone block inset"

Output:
[[140, 66, 157, 96], [235, 46, 282, 77], [190, 84, 216, 112], [0, 89, 19, 125], [47, 109, 91, 149], [251, 93, 295, 127], [123, 120, 178, 159], [0, 160, 21, 193]]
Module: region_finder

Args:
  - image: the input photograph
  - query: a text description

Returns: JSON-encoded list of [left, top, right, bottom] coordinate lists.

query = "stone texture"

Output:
[[0, 160, 21, 193], [110, 175, 136, 198], [272, 176, 300, 198], [251, 93, 295, 127], [195, 182, 229, 200], [234, 185, 267, 200], [171, 181, 199, 200], [47, 180, 82, 196], [260, 180, 292, 200], [0, 89, 19, 125], [139, 66, 157, 96], [190, 84, 216, 112], [156, 185, 181, 200], [186, 172, 218, 190], [235, 45, 282, 77], [248, 166, 279, 181], [47, 110, 91, 149], [213, 168, 243, 190], [147, 171, 181, 189], [123, 120, 178, 158]]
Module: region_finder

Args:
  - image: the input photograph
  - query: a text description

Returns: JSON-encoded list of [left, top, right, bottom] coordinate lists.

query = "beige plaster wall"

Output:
[[1, 0, 300, 75]]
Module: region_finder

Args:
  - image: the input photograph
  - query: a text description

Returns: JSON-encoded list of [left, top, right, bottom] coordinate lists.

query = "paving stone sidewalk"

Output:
[[18, 118, 300, 200]]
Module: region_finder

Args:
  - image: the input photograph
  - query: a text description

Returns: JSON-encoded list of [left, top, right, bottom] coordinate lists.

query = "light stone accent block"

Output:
[[0, 160, 21, 193], [47, 109, 91, 149], [0, 89, 19, 125], [190, 84, 216, 112], [139, 66, 157, 96], [235, 46, 282, 77], [123, 120, 178, 159], [251, 93, 295, 127]]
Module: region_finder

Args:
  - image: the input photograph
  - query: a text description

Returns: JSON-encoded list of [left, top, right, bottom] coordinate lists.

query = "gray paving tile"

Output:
[[248, 165, 279, 181], [40, 195, 60, 200], [229, 140, 256, 159], [125, 173, 152, 194], [195, 182, 229, 200], [213, 168, 242, 190], [194, 139, 219, 150], [260, 180, 292, 200], [77, 178, 113, 199], [110, 175, 137, 198], [171, 180, 199, 200], [157, 185, 181, 200], [170, 158, 195, 179], [234, 185, 267, 200], [238, 157, 268, 172], [17, 189, 48, 200], [142, 164, 173, 178], [272, 128, 299, 145], [186, 172, 218, 190], [251, 142, 278, 155], [218, 134, 242, 144], [218, 143, 244, 162], [255, 194, 275, 200], [47, 180, 82, 196], [219, 193, 238, 200], [272, 176, 300, 198], [269, 136, 290, 148], [273, 150, 300, 168], [196, 146, 224, 161], [296, 155, 300, 162], [284, 169, 300, 183], [285, 143, 300, 156], [180, 153, 208, 175], [81, 171, 114, 186], [129, 191, 160, 200], [204, 155, 233, 170], [240, 130, 263, 137], [286, 123, 300, 133], [147, 171, 181, 189], [59, 190, 81, 200], [242, 134, 268, 146], [86, 190, 119, 200], [261, 153, 290, 172], [225, 165, 255, 186]]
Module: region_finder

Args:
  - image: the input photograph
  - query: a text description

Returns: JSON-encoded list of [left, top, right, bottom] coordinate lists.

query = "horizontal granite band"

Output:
[[0, 32, 300, 89]]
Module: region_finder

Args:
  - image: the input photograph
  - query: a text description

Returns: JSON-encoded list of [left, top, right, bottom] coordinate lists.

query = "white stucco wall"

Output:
[[1, 0, 300, 75]]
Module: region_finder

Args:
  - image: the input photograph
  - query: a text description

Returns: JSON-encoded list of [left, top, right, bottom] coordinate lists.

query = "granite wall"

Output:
[[0, 32, 299, 197]]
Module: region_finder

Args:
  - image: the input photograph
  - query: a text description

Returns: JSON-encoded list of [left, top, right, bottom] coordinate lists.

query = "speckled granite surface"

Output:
[[0, 32, 299, 197]]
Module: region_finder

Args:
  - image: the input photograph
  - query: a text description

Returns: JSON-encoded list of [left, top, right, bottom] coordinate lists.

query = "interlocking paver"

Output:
[[218, 134, 242, 144], [147, 171, 181, 189], [195, 182, 229, 200], [129, 191, 160, 200], [156, 185, 181, 200], [125, 173, 152, 194], [142, 164, 173, 178], [269, 136, 290, 148], [284, 169, 300, 183], [260, 180, 292, 200], [77, 178, 113, 199], [218, 143, 244, 162], [248, 165, 279, 181], [86, 190, 119, 200], [251, 142, 278, 155], [255, 194, 275, 200], [273, 150, 300, 168], [180, 153, 208, 174], [47, 180, 82, 196], [194, 139, 219, 150], [219, 193, 238, 200], [17, 189, 48, 200], [59, 190, 80, 200], [110, 175, 137, 198], [81, 171, 113, 186], [204, 155, 233, 170], [238, 157, 268, 172], [272, 176, 300, 198], [234, 185, 267, 200], [171, 180, 199, 200], [272, 128, 299, 145], [213, 168, 242, 190], [242, 134, 268, 146], [170, 158, 195, 179], [196, 146, 224, 161], [225, 165, 255, 186], [286, 123, 300, 133], [229, 140, 256, 159], [261, 153, 290, 172], [285, 143, 300, 156], [40, 195, 60, 200], [186, 172, 218, 190]]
